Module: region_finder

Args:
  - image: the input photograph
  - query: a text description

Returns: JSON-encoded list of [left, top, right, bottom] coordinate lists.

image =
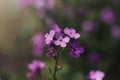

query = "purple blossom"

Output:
[[69, 41, 84, 58], [46, 43, 56, 57], [54, 36, 70, 48], [31, 33, 45, 56], [81, 21, 96, 33], [45, 30, 55, 44], [100, 7, 115, 24], [110, 25, 120, 39], [88, 70, 105, 80], [64, 28, 80, 39], [87, 51, 100, 65], [26, 60, 45, 78]]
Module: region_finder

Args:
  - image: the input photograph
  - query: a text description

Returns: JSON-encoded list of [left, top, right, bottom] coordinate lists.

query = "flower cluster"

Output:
[[31, 33, 45, 56], [88, 70, 105, 80], [45, 24, 84, 58], [26, 60, 46, 78]]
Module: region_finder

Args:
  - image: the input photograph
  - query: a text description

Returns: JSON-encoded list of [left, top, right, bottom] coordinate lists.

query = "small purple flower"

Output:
[[54, 36, 70, 48], [69, 41, 84, 58], [88, 70, 105, 80], [28, 60, 45, 72], [45, 30, 55, 44], [31, 33, 45, 56], [46, 43, 56, 57], [64, 28, 80, 39], [100, 7, 115, 24], [81, 21, 96, 33], [110, 25, 120, 39], [27, 60, 45, 78]]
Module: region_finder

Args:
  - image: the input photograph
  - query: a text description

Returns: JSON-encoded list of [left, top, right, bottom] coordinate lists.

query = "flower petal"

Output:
[[62, 36, 70, 43], [74, 33, 80, 39], [60, 42, 67, 47]]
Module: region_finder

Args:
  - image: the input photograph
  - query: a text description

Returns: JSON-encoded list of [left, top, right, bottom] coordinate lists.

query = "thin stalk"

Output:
[[53, 48, 63, 80]]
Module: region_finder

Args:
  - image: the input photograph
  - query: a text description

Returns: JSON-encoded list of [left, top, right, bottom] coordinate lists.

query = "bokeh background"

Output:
[[0, 0, 120, 80]]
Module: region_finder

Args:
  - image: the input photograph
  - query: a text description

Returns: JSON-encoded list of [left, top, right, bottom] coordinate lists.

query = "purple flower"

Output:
[[54, 36, 70, 48], [100, 7, 115, 24], [45, 30, 55, 44], [87, 51, 100, 65], [52, 24, 61, 33], [88, 70, 105, 80], [110, 25, 120, 39], [81, 21, 96, 33], [46, 43, 56, 57], [31, 33, 45, 56], [27, 60, 45, 78], [64, 28, 80, 39], [69, 41, 84, 58]]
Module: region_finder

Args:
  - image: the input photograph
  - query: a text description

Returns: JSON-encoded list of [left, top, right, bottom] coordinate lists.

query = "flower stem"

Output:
[[53, 48, 63, 80]]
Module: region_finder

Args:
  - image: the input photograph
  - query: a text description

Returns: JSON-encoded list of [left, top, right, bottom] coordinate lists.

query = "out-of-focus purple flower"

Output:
[[26, 72, 34, 78], [69, 41, 84, 58], [100, 7, 115, 24], [110, 25, 120, 39], [26, 60, 45, 78], [54, 36, 70, 48], [28, 60, 45, 72], [31, 33, 45, 56], [88, 70, 105, 80], [45, 30, 55, 44], [64, 28, 80, 39], [87, 51, 100, 65], [81, 21, 96, 33]]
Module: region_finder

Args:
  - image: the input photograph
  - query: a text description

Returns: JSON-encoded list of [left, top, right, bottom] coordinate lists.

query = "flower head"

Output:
[[69, 41, 84, 58], [27, 60, 45, 78], [64, 28, 80, 39], [31, 33, 45, 56], [88, 70, 105, 80], [45, 30, 55, 44]]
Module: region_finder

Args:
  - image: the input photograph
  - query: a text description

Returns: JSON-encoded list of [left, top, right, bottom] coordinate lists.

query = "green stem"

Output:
[[53, 48, 63, 80]]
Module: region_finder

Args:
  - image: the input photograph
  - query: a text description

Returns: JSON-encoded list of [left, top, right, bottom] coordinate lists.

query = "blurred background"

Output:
[[0, 0, 120, 80]]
